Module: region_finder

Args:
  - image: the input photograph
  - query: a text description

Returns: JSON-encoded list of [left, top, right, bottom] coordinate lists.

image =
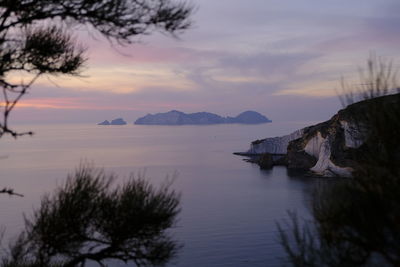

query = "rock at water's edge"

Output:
[[98, 118, 127, 125]]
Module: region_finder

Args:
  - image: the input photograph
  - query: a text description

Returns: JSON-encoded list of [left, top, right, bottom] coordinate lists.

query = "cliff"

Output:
[[249, 129, 304, 154], [285, 113, 358, 177], [241, 93, 400, 177], [134, 110, 271, 125]]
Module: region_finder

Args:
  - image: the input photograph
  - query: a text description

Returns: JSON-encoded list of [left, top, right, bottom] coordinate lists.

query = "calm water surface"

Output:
[[0, 122, 317, 266]]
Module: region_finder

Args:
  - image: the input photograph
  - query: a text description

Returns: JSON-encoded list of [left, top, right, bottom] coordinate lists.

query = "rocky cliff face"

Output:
[[242, 94, 400, 177], [285, 113, 358, 177], [249, 129, 304, 154]]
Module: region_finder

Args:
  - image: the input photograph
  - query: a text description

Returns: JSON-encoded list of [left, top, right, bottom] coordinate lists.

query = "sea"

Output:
[[0, 122, 319, 266]]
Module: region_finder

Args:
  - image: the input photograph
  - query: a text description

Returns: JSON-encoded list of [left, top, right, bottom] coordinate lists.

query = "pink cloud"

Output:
[[87, 43, 202, 65], [7, 96, 206, 113]]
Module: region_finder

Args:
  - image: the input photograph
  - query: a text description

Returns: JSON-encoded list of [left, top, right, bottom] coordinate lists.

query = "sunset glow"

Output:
[[6, 0, 399, 123]]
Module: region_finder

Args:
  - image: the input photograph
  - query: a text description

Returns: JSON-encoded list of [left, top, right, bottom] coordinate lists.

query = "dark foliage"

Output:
[[278, 56, 400, 266], [0, 0, 193, 138], [2, 166, 181, 266]]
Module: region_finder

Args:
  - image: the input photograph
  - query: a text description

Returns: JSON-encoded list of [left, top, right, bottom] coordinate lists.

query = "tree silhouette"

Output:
[[278, 56, 400, 266], [0, 0, 193, 196], [2, 166, 181, 267], [0, 0, 193, 138], [0, 1, 192, 263]]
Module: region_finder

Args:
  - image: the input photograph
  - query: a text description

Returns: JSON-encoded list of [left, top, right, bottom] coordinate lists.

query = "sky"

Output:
[[10, 0, 400, 124]]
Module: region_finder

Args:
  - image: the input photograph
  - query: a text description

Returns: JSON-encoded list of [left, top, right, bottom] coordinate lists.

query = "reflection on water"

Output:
[[0, 122, 316, 266]]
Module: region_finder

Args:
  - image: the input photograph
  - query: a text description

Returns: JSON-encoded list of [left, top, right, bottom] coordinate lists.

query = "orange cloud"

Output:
[[1, 98, 135, 110], [1, 98, 87, 110], [30, 64, 197, 94], [274, 80, 339, 97], [0, 97, 202, 111]]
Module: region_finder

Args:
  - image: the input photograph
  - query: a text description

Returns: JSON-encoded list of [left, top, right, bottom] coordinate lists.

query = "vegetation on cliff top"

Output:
[[279, 56, 400, 266]]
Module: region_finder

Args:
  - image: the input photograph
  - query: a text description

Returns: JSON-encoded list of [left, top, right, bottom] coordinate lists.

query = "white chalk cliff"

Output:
[[247, 113, 366, 177], [305, 132, 353, 177], [249, 129, 304, 154], [243, 93, 400, 177]]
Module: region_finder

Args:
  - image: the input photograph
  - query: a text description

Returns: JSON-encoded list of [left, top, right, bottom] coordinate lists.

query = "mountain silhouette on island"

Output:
[[134, 110, 272, 125]]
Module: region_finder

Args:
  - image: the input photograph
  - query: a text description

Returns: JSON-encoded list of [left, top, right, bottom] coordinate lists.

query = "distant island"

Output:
[[134, 110, 272, 125], [98, 118, 127, 125]]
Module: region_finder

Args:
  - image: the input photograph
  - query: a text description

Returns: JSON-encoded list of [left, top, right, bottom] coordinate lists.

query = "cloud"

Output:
[[217, 52, 320, 77], [87, 43, 203, 65], [6, 0, 400, 125], [173, 50, 330, 98], [21, 48, 335, 113]]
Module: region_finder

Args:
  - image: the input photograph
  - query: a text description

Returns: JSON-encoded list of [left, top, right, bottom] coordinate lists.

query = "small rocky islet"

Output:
[[97, 118, 127, 125]]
